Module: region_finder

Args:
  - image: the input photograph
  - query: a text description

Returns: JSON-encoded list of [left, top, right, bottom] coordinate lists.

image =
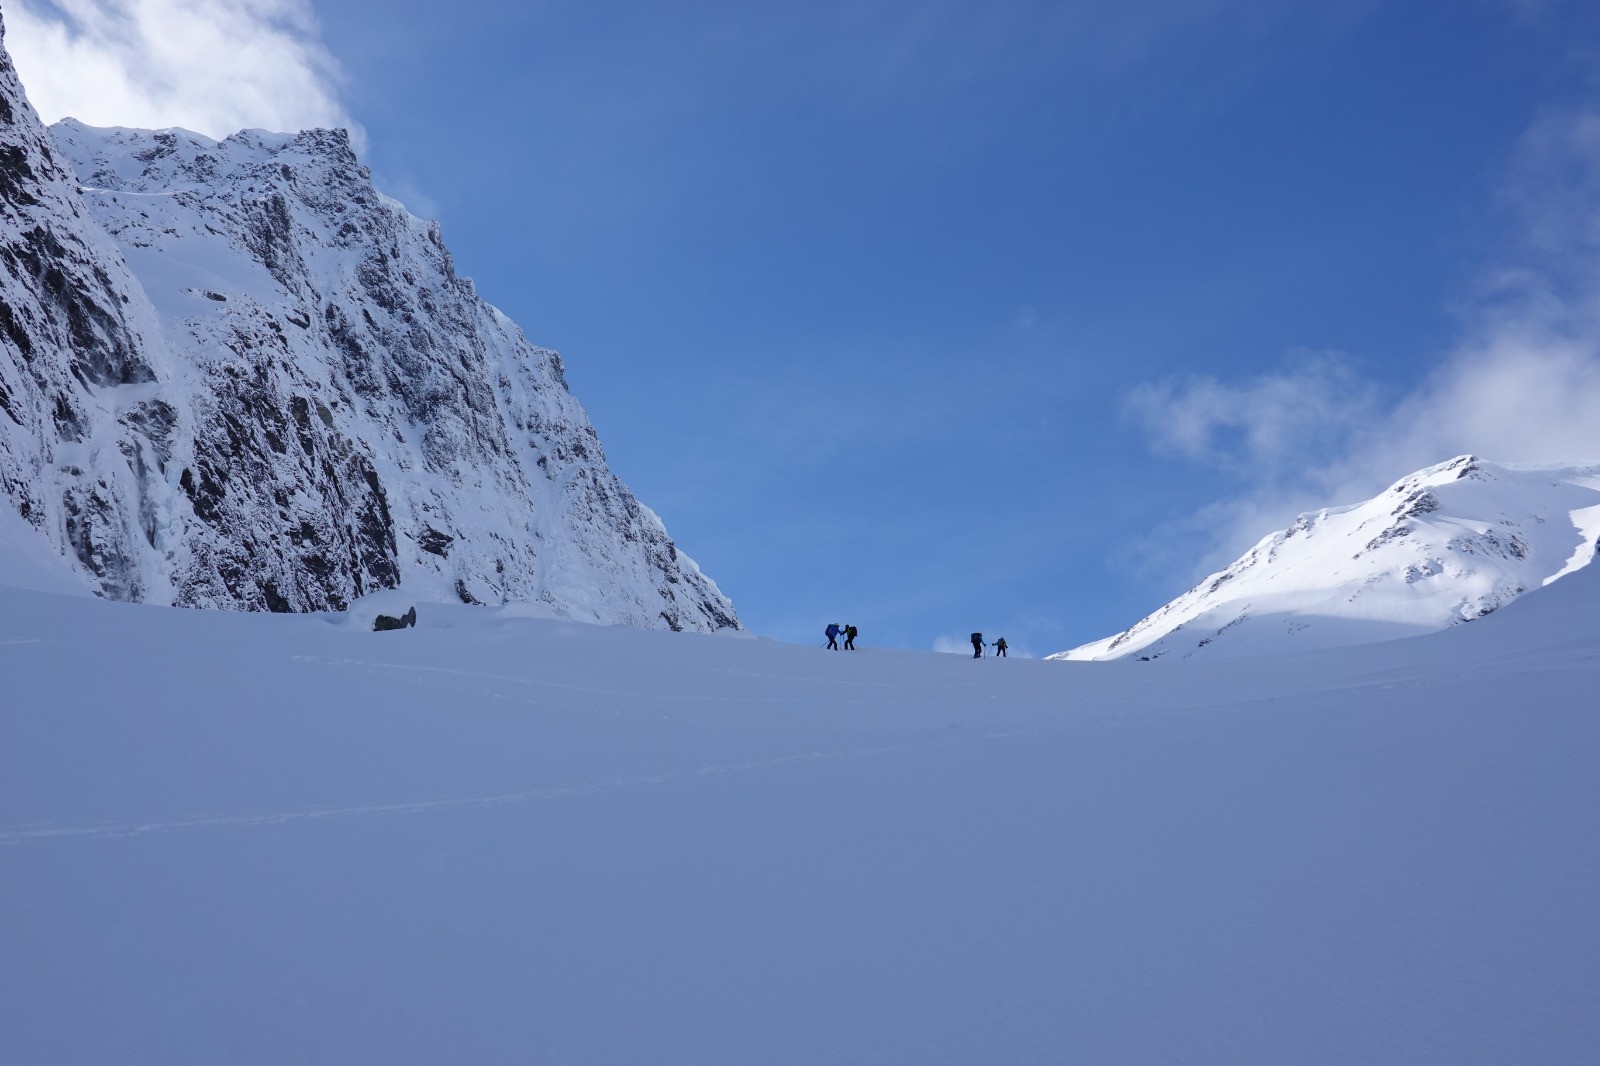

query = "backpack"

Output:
[[971, 632, 982, 642]]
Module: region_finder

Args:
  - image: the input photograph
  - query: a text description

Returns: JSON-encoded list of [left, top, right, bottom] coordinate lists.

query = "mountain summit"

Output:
[[1053, 455, 1600, 661], [0, 17, 737, 631]]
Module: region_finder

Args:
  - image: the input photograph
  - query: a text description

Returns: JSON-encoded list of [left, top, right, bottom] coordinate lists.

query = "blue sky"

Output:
[[13, 0, 1600, 653]]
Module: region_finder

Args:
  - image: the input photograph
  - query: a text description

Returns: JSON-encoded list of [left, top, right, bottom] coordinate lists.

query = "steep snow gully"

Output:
[[2, 566, 1598, 1064]]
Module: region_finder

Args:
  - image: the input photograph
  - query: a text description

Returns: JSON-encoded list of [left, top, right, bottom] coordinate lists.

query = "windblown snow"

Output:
[[1054, 455, 1600, 661]]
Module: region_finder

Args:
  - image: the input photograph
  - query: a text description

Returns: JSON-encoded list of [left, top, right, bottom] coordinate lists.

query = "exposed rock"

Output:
[[0, 14, 179, 604], [0, 15, 739, 633], [373, 605, 416, 632]]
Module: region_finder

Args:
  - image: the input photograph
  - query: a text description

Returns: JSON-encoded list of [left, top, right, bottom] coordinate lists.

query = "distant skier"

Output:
[[825, 622, 841, 650], [844, 624, 858, 651], [994, 637, 1008, 658], [971, 632, 984, 659]]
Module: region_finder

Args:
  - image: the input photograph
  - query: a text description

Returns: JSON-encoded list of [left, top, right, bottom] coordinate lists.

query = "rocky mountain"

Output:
[[0, 22, 180, 605], [0, 16, 738, 631], [1053, 455, 1600, 661]]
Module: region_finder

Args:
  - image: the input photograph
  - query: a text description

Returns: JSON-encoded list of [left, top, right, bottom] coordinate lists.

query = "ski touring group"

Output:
[[823, 624, 1009, 658], [824, 623, 857, 650], [970, 633, 1007, 658], [966, 630, 1004, 656]]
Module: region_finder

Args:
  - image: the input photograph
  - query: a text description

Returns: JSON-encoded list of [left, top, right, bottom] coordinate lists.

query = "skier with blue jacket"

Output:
[[825, 622, 842, 650]]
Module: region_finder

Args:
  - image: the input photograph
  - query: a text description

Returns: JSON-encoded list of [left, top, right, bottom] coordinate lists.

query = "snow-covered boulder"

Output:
[[343, 588, 418, 632]]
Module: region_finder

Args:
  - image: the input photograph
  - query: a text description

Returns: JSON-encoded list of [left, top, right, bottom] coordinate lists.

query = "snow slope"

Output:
[[3, 567, 1596, 1063], [1055, 455, 1600, 661], [0, 495, 89, 595]]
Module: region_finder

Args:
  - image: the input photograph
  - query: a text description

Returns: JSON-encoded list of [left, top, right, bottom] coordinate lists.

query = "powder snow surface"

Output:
[[2, 569, 1597, 1064]]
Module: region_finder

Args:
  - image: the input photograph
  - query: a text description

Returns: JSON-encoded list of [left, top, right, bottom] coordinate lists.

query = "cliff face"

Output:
[[0, 17, 737, 631], [0, 27, 181, 604]]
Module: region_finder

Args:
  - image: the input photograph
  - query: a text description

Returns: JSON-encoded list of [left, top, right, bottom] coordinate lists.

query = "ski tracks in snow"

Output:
[[292, 653, 980, 707], [287, 653, 1061, 731], [0, 726, 1045, 846]]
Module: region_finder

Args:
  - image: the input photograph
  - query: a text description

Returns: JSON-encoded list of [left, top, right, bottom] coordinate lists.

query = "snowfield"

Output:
[[3, 564, 1597, 1064]]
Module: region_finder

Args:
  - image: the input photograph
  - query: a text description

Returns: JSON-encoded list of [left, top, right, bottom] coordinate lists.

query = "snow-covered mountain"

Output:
[[0, 23, 181, 605], [0, 16, 737, 631], [1053, 455, 1600, 661]]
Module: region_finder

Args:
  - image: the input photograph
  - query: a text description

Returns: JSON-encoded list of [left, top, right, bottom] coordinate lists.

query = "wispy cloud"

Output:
[[6, 0, 354, 140], [374, 174, 441, 224], [1319, 106, 1600, 481], [735, 0, 1378, 110], [1125, 106, 1600, 585], [1125, 352, 1382, 476]]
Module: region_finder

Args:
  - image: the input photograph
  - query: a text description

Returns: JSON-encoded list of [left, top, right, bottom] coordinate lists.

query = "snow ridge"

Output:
[[1053, 455, 1600, 661]]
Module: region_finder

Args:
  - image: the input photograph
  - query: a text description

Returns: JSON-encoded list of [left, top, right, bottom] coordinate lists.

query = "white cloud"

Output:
[[1125, 107, 1600, 586], [1125, 352, 1382, 475], [1327, 108, 1600, 486], [6, 0, 355, 140], [1350, 337, 1600, 474]]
